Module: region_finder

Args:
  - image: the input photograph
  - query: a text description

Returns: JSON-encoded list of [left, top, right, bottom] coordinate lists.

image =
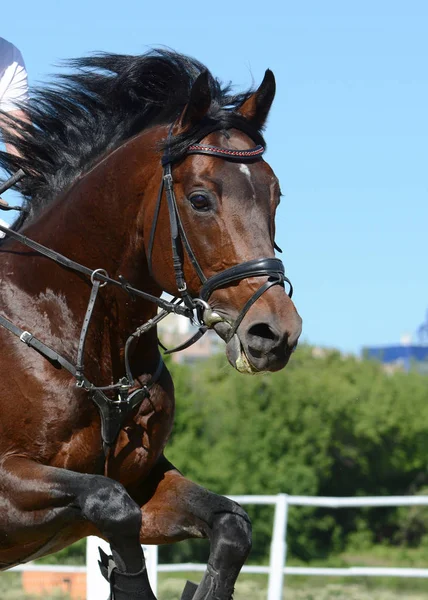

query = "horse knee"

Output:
[[212, 505, 252, 564], [80, 476, 141, 538]]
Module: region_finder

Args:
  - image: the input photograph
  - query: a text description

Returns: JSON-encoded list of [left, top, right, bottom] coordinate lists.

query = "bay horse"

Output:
[[0, 50, 302, 600]]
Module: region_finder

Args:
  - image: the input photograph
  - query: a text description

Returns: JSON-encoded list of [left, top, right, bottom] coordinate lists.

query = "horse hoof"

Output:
[[181, 580, 198, 600]]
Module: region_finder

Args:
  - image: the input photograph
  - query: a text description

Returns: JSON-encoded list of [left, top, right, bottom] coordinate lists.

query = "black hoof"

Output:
[[181, 580, 198, 600]]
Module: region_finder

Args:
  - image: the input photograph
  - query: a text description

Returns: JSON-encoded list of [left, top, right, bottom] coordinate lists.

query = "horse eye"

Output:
[[189, 193, 211, 212]]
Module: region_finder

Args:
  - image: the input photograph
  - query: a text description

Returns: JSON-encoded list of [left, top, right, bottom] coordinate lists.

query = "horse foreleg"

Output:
[[0, 457, 156, 600], [136, 457, 252, 600]]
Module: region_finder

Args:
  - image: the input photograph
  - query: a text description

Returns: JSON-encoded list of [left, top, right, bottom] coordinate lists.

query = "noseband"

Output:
[[147, 134, 293, 343]]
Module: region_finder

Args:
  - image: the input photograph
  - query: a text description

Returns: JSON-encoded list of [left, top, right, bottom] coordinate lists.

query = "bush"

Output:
[[164, 346, 428, 562]]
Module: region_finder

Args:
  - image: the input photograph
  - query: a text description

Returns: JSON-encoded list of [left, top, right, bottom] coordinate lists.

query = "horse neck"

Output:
[[28, 136, 158, 277], [4, 133, 164, 379]]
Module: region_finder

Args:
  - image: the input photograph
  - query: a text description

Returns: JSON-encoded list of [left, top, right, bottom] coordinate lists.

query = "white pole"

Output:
[[144, 545, 158, 596], [267, 494, 288, 600], [86, 537, 158, 599], [86, 537, 111, 600]]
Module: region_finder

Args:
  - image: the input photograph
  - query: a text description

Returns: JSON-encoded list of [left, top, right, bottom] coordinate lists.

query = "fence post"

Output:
[[267, 494, 288, 600], [145, 544, 158, 596], [86, 537, 110, 600], [86, 537, 158, 599]]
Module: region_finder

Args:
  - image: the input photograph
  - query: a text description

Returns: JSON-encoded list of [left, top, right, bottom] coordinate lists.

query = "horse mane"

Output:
[[0, 49, 265, 228]]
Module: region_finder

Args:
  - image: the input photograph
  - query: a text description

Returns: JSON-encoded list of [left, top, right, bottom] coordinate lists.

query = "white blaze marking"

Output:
[[239, 163, 251, 178], [239, 163, 256, 200]]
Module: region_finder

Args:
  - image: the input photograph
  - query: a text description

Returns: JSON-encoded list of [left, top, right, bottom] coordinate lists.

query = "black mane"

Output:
[[0, 49, 265, 228]]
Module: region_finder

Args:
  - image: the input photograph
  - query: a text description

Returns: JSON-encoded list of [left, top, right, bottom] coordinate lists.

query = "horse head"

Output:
[[142, 70, 302, 373]]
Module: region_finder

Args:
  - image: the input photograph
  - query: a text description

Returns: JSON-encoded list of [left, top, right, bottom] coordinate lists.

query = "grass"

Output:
[[3, 546, 428, 599], [1, 572, 428, 600], [157, 572, 428, 599]]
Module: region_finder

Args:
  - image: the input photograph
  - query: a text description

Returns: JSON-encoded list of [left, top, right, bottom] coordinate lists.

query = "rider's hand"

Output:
[[0, 198, 8, 207]]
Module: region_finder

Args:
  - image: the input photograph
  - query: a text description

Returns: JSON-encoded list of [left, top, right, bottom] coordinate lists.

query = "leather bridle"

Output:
[[0, 127, 294, 451], [147, 133, 293, 348]]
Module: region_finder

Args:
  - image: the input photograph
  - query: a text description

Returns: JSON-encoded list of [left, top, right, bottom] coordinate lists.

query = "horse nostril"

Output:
[[248, 323, 277, 342], [246, 323, 280, 355]]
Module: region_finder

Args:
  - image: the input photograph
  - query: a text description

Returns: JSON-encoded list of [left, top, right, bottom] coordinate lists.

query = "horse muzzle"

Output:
[[206, 299, 302, 375]]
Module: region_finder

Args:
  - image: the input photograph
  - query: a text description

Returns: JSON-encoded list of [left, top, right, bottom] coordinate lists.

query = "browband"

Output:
[[161, 143, 265, 166], [187, 144, 265, 161]]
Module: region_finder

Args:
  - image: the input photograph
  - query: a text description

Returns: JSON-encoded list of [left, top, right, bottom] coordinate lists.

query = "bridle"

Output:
[[0, 126, 293, 451], [147, 130, 293, 348]]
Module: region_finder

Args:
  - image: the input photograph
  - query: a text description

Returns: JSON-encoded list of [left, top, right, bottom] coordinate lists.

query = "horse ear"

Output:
[[177, 71, 212, 131], [237, 69, 276, 129]]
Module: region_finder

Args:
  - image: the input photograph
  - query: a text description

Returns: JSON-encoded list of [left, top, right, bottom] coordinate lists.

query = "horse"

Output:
[[0, 50, 302, 600]]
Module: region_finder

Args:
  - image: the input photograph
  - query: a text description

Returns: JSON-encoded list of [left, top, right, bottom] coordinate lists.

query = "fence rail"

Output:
[[7, 494, 428, 600]]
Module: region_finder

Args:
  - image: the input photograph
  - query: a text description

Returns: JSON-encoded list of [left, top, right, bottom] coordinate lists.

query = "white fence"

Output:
[[10, 494, 428, 600]]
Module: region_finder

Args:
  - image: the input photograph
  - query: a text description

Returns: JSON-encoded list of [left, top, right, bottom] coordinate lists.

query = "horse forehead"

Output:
[[204, 129, 275, 185], [180, 155, 271, 203], [211, 155, 273, 198]]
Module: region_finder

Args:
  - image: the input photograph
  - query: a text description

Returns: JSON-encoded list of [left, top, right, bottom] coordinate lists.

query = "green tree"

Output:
[[162, 346, 428, 562]]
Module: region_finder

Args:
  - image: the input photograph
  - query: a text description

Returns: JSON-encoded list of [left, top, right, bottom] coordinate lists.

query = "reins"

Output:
[[0, 172, 180, 453], [0, 127, 294, 453]]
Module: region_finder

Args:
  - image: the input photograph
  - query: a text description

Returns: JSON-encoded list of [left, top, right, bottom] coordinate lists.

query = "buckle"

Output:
[[163, 173, 173, 189], [19, 331, 33, 345]]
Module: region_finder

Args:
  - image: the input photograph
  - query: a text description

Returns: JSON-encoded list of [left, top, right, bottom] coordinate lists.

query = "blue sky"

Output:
[[2, 0, 427, 353]]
